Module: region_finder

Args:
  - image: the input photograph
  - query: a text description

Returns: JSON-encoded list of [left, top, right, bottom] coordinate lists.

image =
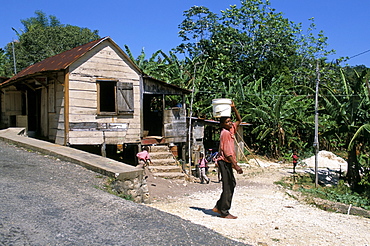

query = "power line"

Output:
[[348, 49, 370, 60]]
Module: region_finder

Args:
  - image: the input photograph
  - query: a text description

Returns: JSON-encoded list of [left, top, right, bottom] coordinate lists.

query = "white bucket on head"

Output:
[[212, 98, 232, 118]]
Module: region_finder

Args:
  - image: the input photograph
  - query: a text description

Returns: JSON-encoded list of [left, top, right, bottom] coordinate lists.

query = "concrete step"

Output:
[[151, 158, 177, 166], [145, 144, 185, 180], [149, 145, 169, 152], [150, 151, 173, 159], [148, 165, 182, 173], [152, 172, 186, 179]]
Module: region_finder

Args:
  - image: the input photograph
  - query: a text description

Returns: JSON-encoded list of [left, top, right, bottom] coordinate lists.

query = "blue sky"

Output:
[[2, 0, 370, 67]]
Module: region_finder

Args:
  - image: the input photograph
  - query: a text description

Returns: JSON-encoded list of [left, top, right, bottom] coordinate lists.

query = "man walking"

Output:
[[212, 101, 243, 219]]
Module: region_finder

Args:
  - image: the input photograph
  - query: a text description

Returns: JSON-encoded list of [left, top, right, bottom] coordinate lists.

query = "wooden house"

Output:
[[0, 37, 190, 163]]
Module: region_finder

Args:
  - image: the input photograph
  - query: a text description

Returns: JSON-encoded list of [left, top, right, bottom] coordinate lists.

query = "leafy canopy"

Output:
[[2, 11, 100, 75]]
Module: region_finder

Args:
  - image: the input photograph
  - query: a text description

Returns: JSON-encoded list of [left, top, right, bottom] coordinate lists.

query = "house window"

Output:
[[98, 80, 116, 113], [97, 80, 134, 115]]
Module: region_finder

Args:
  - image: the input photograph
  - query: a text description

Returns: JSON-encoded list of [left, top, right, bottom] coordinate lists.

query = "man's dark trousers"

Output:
[[216, 160, 236, 216]]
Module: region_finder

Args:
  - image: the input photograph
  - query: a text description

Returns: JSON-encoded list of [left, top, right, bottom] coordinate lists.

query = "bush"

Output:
[[300, 180, 370, 210], [276, 173, 370, 211]]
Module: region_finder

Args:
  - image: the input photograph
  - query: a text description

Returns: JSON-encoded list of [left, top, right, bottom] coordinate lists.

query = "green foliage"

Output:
[[20, 10, 62, 32], [277, 174, 370, 211], [3, 11, 100, 74], [175, 0, 334, 87], [280, 148, 313, 164], [321, 67, 370, 190], [358, 152, 370, 196], [242, 78, 315, 158], [300, 180, 370, 210], [0, 48, 9, 76]]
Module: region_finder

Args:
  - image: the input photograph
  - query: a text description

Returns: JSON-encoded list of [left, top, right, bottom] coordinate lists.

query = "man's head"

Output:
[[220, 116, 233, 130]]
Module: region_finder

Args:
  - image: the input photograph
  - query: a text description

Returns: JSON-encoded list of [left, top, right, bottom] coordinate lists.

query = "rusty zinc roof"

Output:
[[0, 36, 192, 95], [0, 37, 109, 87]]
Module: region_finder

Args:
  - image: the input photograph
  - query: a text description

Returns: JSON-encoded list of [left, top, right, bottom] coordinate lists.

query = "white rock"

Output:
[[302, 150, 347, 172]]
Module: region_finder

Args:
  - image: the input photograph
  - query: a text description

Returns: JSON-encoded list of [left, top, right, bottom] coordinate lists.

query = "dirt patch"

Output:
[[146, 164, 269, 202]]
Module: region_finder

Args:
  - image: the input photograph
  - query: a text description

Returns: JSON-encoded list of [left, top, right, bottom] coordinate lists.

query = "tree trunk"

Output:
[[346, 147, 362, 191]]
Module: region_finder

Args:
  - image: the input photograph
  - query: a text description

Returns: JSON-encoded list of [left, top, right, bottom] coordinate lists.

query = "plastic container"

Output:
[[212, 98, 232, 118]]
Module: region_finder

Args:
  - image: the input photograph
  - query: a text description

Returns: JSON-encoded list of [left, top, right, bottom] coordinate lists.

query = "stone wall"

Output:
[[113, 173, 150, 203]]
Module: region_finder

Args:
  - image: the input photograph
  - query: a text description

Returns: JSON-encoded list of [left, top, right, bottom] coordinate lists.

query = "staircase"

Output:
[[148, 145, 185, 179]]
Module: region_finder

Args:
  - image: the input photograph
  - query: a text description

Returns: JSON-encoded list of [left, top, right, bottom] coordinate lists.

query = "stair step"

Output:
[[151, 158, 177, 166], [150, 152, 173, 159], [144, 144, 185, 180], [149, 145, 169, 152], [152, 172, 186, 179], [149, 165, 182, 173]]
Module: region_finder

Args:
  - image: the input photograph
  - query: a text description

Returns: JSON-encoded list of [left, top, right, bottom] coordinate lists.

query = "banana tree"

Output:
[[244, 78, 314, 158], [321, 68, 370, 191]]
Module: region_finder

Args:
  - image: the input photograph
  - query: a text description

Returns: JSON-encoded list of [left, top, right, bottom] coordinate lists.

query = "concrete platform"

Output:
[[0, 128, 142, 180]]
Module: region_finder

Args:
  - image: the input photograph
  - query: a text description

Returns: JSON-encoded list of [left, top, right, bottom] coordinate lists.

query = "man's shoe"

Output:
[[221, 214, 238, 219], [212, 207, 221, 214]]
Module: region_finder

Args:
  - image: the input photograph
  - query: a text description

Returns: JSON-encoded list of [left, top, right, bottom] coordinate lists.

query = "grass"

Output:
[[95, 176, 134, 201], [275, 173, 370, 211]]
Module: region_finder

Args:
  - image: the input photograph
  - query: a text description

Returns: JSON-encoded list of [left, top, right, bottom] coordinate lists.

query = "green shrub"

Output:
[[277, 173, 370, 210], [300, 180, 370, 210]]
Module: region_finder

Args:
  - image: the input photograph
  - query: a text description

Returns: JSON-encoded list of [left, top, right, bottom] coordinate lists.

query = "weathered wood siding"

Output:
[[66, 41, 141, 145], [53, 74, 66, 145], [40, 87, 48, 137], [163, 108, 187, 143], [1, 86, 23, 127]]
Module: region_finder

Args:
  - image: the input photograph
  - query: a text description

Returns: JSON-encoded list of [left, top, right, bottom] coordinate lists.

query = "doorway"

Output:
[[27, 89, 41, 136], [143, 94, 163, 136]]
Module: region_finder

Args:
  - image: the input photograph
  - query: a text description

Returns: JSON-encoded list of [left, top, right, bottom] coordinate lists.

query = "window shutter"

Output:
[[117, 82, 134, 114]]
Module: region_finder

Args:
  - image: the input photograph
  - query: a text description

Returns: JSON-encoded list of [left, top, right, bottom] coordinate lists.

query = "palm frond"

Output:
[[348, 123, 370, 150]]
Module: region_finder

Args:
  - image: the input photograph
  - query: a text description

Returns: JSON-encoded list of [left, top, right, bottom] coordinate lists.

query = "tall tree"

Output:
[[167, 0, 335, 158], [175, 0, 334, 88], [0, 48, 9, 77], [3, 11, 100, 74]]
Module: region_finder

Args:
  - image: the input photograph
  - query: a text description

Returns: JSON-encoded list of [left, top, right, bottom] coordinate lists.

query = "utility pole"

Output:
[[12, 41, 17, 74], [187, 64, 197, 177], [11, 27, 18, 75], [314, 60, 320, 187]]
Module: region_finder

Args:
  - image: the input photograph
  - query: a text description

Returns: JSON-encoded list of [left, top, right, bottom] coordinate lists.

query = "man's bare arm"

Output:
[[225, 155, 243, 174], [231, 101, 242, 127]]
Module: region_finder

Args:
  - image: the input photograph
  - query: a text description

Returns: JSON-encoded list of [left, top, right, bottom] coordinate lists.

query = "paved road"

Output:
[[0, 140, 247, 246]]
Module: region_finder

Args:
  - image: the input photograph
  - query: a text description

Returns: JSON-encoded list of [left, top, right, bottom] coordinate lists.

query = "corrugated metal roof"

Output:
[[143, 75, 192, 94], [0, 36, 192, 96], [0, 37, 109, 86]]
